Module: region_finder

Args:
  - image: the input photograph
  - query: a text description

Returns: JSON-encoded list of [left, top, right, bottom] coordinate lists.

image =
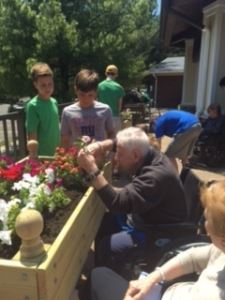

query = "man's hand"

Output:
[[86, 141, 103, 156], [78, 148, 109, 190], [77, 148, 99, 173]]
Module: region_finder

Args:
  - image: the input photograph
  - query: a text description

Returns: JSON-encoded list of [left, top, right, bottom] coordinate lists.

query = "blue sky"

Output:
[[156, 0, 161, 15]]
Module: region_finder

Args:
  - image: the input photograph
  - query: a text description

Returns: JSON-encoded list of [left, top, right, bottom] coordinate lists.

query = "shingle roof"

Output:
[[150, 56, 184, 75]]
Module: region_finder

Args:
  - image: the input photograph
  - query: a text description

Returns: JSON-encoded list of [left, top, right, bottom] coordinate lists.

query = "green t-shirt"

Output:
[[26, 96, 60, 156], [98, 79, 125, 117]]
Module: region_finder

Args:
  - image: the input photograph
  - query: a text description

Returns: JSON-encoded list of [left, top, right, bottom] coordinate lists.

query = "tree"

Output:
[[0, 0, 35, 98], [0, 0, 159, 101], [32, 0, 78, 101]]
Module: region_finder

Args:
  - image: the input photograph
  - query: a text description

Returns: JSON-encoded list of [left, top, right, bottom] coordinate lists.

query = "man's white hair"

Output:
[[116, 127, 150, 156]]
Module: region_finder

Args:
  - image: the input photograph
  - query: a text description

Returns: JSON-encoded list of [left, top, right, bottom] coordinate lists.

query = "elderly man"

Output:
[[78, 127, 187, 271]]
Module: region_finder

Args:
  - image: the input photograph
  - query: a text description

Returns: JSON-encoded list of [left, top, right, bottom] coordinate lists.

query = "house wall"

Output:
[[196, 0, 225, 114], [156, 75, 183, 108], [182, 39, 199, 106], [215, 14, 225, 107]]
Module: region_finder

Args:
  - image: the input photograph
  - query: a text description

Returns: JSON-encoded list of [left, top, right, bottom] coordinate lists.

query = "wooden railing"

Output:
[[0, 111, 26, 160], [0, 102, 72, 161]]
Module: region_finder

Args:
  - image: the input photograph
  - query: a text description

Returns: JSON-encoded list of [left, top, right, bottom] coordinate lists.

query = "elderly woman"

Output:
[[91, 180, 225, 300]]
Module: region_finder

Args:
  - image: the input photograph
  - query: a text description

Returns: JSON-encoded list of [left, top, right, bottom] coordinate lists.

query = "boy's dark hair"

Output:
[[207, 103, 221, 115], [30, 62, 53, 81], [219, 76, 225, 87], [74, 69, 99, 92]]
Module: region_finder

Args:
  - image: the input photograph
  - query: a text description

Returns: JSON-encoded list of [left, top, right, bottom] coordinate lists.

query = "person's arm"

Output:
[[78, 150, 162, 213], [27, 132, 37, 141], [60, 109, 72, 149], [105, 108, 116, 139], [86, 139, 114, 155], [77, 148, 109, 190], [156, 137, 162, 149], [123, 255, 185, 300], [26, 101, 39, 142], [60, 134, 70, 149], [124, 244, 212, 300], [118, 97, 123, 112]]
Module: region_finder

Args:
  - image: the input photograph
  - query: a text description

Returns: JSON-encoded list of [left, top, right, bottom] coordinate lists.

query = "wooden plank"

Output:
[[11, 118, 18, 155], [3, 119, 9, 154], [52, 195, 105, 300], [37, 190, 105, 299], [16, 112, 27, 159], [36, 162, 111, 299], [0, 260, 39, 300], [0, 286, 38, 300]]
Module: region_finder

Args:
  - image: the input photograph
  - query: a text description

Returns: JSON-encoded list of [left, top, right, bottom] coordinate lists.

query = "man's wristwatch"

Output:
[[85, 169, 101, 183]]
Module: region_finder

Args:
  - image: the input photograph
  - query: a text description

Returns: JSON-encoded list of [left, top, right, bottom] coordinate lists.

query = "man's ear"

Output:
[[132, 148, 141, 162]]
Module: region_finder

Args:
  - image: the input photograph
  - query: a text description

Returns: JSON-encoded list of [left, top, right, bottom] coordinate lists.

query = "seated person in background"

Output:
[[91, 180, 225, 300], [151, 110, 202, 172], [61, 69, 115, 149], [78, 127, 187, 273], [201, 103, 224, 135]]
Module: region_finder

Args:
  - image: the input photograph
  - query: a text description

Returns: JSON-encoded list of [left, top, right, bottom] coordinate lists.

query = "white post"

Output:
[[196, 0, 225, 114], [195, 27, 210, 114]]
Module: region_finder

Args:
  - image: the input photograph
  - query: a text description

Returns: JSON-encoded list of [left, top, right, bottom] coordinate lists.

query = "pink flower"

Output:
[[81, 136, 92, 144]]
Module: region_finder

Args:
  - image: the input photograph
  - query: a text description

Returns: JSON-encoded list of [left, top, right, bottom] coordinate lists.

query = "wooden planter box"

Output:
[[0, 162, 110, 300]]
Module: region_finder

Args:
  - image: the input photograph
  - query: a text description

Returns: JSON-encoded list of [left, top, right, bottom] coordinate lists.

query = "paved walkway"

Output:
[[161, 136, 225, 182]]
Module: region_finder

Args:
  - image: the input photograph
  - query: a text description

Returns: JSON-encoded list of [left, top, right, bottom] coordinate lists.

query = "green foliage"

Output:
[[0, 181, 12, 197], [0, 0, 36, 97], [0, 0, 159, 101], [7, 203, 21, 230], [48, 187, 71, 211]]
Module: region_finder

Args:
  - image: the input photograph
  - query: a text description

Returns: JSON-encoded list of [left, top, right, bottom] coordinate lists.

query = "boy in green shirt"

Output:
[[98, 65, 125, 133], [26, 62, 60, 156]]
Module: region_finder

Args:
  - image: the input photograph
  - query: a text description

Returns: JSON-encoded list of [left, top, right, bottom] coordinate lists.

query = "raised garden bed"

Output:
[[0, 155, 110, 299]]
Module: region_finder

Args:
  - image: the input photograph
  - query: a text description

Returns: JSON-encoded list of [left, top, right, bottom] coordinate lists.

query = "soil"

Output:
[[0, 188, 84, 260]]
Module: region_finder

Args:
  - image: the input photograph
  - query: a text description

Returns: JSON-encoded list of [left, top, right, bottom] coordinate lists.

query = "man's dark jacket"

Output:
[[97, 147, 187, 230]]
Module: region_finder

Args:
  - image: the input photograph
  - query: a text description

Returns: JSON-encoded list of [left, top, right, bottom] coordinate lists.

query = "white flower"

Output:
[[21, 203, 35, 211], [23, 173, 40, 186], [29, 186, 38, 197], [45, 168, 55, 184], [38, 183, 52, 196], [48, 202, 56, 213], [12, 180, 30, 191], [0, 199, 8, 224], [0, 230, 12, 245], [23, 173, 34, 181], [12, 174, 40, 191], [7, 198, 21, 209], [81, 135, 91, 144]]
